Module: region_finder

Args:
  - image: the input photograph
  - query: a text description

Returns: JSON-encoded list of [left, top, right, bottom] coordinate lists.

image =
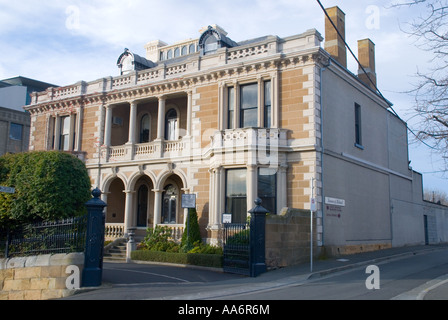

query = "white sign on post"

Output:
[[310, 198, 317, 212]]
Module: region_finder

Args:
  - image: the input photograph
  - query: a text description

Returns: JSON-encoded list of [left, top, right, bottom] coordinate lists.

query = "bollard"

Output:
[[248, 198, 269, 277], [126, 227, 137, 263], [82, 188, 107, 287]]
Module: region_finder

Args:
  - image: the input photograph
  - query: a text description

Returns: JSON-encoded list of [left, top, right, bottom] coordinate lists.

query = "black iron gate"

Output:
[[222, 199, 268, 277], [222, 222, 251, 276]]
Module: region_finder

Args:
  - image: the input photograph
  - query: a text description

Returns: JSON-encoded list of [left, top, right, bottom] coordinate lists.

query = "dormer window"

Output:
[[198, 25, 237, 56], [117, 48, 155, 75]]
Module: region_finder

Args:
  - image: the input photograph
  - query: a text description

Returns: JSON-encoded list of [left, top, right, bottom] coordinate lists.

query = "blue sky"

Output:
[[1, 0, 446, 195]]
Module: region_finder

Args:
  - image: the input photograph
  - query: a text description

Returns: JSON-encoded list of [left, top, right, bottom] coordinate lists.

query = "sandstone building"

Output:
[[24, 7, 448, 256]]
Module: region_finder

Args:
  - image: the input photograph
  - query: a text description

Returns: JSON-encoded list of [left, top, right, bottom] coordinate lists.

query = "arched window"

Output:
[[181, 46, 188, 56], [174, 47, 180, 58], [165, 108, 178, 141], [204, 34, 219, 55], [167, 49, 173, 59], [162, 184, 177, 224], [140, 114, 150, 143], [189, 44, 195, 54]]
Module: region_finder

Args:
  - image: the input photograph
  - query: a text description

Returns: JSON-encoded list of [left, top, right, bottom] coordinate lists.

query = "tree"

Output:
[[392, 1, 448, 170], [181, 207, 201, 251], [0, 151, 92, 227]]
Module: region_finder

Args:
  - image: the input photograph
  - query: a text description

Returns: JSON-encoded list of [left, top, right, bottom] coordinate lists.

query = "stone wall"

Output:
[[265, 208, 316, 268], [0, 253, 84, 300]]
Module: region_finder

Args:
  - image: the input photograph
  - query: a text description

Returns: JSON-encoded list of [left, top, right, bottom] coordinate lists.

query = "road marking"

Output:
[[391, 273, 448, 300]]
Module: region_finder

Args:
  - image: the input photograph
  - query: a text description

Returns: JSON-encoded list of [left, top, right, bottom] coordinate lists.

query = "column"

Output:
[[123, 190, 135, 237], [257, 77, 263, 128], [104, 105, 113, 147], [156, 96, 166, 140], [128, 101, 138, 144], [75, 107, 83, 151], [272, 71, 279, 128], [277, 165, 288, 213], [186, 91, 192, 136], [246, 164, 258, 215], [68, 113, 76, 151], [215, 166, 224, 223], [152, 189, 162, 227], [54, 115, 61, 150]]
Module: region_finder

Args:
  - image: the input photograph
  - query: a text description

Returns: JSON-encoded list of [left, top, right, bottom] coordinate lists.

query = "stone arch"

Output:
[[102, 171, 128, 193], [127, 169, 157, 192], [156, 167, 188, 191]]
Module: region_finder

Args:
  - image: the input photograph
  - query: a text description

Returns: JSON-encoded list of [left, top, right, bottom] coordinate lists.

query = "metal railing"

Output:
[[1, 216, 87, 258]]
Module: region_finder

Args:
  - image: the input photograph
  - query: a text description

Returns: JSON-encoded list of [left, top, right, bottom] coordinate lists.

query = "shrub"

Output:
[[181, 207, 201, 251], [131, 250, 223, 268], [0, 151, 91, 228], [141, 225, 180, 252]]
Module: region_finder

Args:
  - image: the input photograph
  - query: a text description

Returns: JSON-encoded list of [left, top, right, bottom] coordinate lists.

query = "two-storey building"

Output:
[[25, 7, 448, 255]]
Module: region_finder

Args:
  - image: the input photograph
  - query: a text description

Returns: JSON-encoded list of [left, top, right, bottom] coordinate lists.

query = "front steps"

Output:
[[103, 238, 127, 262]]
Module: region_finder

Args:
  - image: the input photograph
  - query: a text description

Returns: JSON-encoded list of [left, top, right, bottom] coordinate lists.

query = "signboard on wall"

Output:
[[325, 197, 345, 207], [222, 213, 232, 224], [181, 194, 196, 209]]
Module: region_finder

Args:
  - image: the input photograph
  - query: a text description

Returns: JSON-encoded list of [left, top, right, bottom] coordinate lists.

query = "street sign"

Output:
[[310, 198, 317, 212], [0, 186, 15, 194], [181, 194, 196, 208]]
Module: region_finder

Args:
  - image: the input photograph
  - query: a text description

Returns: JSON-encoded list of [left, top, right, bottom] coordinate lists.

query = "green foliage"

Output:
[[186, 241, 223, 255], [141, 225, 180, 252], [227, 229, 250, 245], [181, 207, 201, 251], [0, 151, 91, 228], [131, 250, 223, 268], [140, 225, 222, 256]]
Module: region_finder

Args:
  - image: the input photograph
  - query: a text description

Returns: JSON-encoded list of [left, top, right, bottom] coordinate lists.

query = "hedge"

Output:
[[131, 250, 223, 269]]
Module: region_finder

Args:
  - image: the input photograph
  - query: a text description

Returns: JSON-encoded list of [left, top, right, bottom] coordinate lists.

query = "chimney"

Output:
[[357, 39, 377, 90], [324, 6, 347, 68]]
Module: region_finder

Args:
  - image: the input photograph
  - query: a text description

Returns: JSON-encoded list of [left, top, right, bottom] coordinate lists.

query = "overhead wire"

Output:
[[315, 0, 438, 151]]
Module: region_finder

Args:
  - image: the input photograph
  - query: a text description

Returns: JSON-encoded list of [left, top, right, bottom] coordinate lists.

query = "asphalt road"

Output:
[[64, 245, 448, 301]]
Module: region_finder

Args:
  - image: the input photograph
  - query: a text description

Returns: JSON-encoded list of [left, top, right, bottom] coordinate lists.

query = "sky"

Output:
[[0, 0, 446, 196]]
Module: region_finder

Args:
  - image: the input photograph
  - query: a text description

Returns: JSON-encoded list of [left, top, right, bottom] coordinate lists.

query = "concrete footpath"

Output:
[[69, 244, 448, 300]]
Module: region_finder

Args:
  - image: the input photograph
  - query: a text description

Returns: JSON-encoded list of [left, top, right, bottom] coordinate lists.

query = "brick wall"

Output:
[[0, 253, 84, 300]]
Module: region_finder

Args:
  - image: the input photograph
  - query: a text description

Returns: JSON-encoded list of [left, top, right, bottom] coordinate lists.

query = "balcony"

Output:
[[212, 127, 289, 150], [100, 138, 188, 163]]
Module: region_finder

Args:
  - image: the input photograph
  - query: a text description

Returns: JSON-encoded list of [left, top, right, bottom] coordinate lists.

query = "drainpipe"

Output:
[[319, 58, 332, 248]]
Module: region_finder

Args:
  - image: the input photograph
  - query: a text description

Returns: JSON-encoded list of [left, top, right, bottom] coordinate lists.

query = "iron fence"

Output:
[[1, 216, 87, 258]]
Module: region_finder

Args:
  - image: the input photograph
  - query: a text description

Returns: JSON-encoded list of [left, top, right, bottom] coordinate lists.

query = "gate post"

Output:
[[82, 188, 107, 287], [248, 198, 269, 277]]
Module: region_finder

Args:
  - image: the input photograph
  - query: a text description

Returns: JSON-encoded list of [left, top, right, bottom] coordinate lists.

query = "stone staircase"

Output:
[[103, 238, 127, 262]]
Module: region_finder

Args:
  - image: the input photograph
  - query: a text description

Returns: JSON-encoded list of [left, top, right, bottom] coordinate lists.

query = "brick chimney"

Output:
[[357, 39, 377, 90], [324, 6, 347, 68]]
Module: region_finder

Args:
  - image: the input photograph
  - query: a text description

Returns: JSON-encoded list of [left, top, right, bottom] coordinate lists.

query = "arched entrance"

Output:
[[104, 177, 126, 240], [162, 184, 178, 224], [134, 175, 155, 229], [160, 174, 184, 225]]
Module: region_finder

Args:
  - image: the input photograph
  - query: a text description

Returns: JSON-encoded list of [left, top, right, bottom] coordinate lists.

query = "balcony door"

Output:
[[165, 109, 178, 141]]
